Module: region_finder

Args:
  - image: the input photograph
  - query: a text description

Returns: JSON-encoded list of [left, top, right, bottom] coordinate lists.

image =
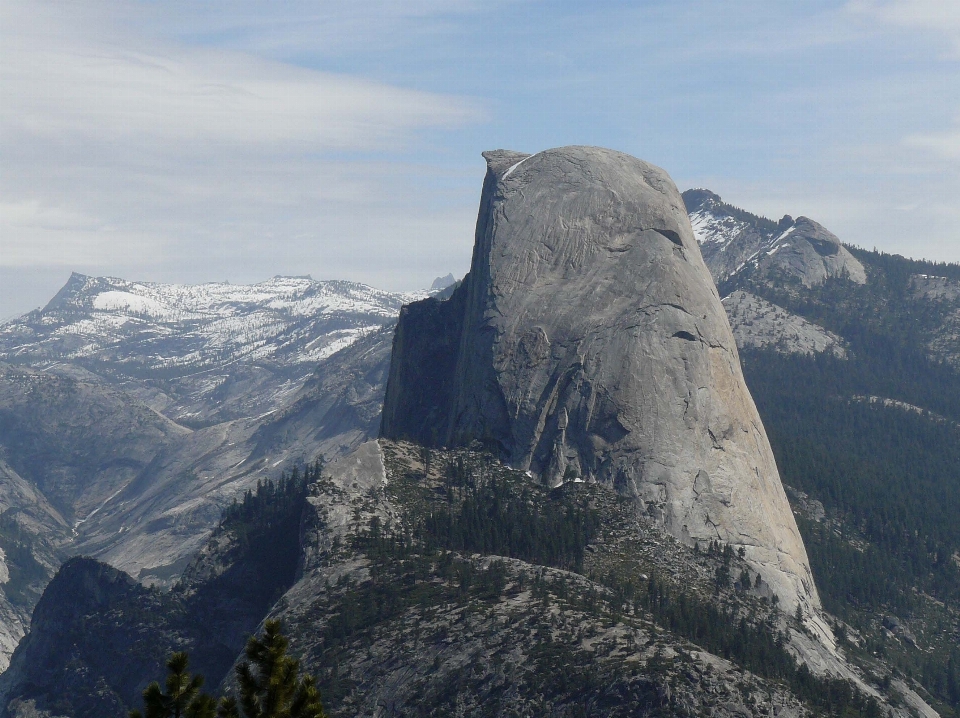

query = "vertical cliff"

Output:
[[381, 146, 822, 618]]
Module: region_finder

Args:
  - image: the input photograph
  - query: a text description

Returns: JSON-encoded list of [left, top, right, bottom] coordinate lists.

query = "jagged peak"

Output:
[[430, 273, 456, 291], [684, 189, 780, 235]]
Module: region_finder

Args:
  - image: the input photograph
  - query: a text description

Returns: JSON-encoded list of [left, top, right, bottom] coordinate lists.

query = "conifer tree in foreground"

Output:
[[129, 652, 217, 718], [221, 619, 326, 718], [131, 621, 324, 718]]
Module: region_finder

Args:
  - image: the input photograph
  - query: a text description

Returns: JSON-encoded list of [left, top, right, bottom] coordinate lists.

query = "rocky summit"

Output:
[[382, 146, 821, 622], [685, 189, 866, 288]]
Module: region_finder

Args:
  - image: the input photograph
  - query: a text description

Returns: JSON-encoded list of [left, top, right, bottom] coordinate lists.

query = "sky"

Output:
[[1, 0, 959, 319]]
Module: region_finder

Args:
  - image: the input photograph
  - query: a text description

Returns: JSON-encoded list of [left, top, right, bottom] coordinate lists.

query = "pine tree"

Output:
[[229, 619, 326, 718], [130, 652, 216, 718]]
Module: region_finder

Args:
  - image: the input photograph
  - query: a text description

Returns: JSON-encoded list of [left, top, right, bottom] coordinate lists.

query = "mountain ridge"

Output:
[[0, 273, 426, 427], [1, 160, 958, 715]]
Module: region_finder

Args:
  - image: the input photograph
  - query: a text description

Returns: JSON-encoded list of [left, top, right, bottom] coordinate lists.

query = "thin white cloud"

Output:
[[844, 2, 960, 163], [847, 0, 960, 55], [141, 0, 518, 57], [0, 2, 478, 150], [0, 0, 483, 279], [905, 128, 960, 159]]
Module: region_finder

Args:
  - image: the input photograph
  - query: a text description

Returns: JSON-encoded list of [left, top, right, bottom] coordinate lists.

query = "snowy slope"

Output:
[[0, 273, 424, 370], [683, 189, 782, 284], [0, 274, 428, 424], [683, 189, 865, 288]]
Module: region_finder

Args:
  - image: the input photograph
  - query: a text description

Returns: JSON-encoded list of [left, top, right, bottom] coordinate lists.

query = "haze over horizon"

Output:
[[2, 0, 959, 320]]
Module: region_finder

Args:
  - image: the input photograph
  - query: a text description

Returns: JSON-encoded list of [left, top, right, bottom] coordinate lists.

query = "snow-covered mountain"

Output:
[[0, 273, 437, 670], [0, 274, 426, 425], [684, 189, 865, 288]]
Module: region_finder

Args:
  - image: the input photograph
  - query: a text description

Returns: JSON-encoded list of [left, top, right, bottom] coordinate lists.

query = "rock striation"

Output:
[[382, 146, 822, 617]]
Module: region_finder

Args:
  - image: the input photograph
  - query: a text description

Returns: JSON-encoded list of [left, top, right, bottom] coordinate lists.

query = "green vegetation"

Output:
[[19, 461, 320, 718], [131, 622, 325, 718], [203, 463, 318, 608], [312, 451, 884, 717], [743, 347, 960, 714], [745, 350, 960, 609], [129, 652, 217, 718], [420, 458, 601, 571], [729, 248, 960, 714], [228, 619, 326, 718], [220, 461, 319, 532]]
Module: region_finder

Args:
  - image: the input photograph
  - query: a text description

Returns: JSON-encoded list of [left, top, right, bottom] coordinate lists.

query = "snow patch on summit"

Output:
[[0, 274, 435, 425], [1, 275, 427, 372], [93, 291, 186, 318], [689, 209, 748, 248]]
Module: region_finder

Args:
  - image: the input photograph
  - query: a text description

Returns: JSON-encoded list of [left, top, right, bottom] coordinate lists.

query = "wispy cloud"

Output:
[[1, 1, 479, 150], [905, 127, 960, 159], [4, 0, 960, 321], [0, 0, 483, 290], [847, 0, 960, 56]]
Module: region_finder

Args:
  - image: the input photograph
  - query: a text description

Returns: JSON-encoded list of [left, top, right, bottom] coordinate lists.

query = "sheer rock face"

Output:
[[382, 146, 821, 616]]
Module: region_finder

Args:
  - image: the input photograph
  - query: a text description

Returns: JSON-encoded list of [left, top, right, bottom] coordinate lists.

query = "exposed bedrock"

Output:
[[381, 146, 823, 620]]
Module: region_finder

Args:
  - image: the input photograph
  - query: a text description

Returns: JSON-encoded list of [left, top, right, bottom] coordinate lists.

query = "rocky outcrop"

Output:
[[0, 557, 187, 718], [244, 439, 927, 717], [379, 286, 467, 448], [910, 274, 960, 369], [0, 485, 306, 718], [760, 217, 866, 287], [682, 190, 866, 288], [382, 146, 822, 618], [254, 324, 397, 462], [723, 291, 846, 358], [685, 189, 781, 284]]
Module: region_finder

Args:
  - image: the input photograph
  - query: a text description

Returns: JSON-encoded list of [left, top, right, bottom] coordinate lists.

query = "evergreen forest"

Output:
[[732, 247, 960, 714]]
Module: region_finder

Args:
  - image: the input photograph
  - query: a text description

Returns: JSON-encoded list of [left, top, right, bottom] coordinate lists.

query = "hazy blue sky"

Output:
[[2, 0, 959, 318]]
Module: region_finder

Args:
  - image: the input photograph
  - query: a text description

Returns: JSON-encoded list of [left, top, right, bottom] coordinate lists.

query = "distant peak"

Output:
[[430, 273, 456, 291], [682, 189, 722, 213], [41, 272, 98, 313]]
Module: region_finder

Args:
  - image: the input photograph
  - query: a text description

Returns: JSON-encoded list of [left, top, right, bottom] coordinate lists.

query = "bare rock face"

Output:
[[723, 290, 847, 358], [762, 217, 866, 287], [683, 189, 866, 288], [382, 146, 821, 616]]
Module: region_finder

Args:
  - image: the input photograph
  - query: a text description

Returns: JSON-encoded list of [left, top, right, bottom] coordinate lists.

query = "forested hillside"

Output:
[[733, 249, 960, 716]]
